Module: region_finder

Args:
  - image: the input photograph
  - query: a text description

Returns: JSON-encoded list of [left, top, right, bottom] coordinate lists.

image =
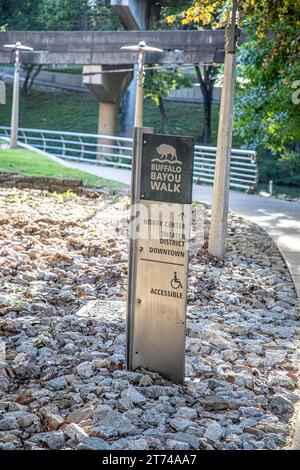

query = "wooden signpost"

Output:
[[127, 128, 194, 383]]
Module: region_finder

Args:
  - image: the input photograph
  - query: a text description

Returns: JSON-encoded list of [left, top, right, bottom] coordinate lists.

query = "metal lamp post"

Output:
[[3, 41, 33, 149], [121, 41, 163, 128], [121, 41, 194, 383], [121, 41, 163, 371]]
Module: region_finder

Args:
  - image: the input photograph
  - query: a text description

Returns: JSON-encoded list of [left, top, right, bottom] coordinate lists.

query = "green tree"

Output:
[[166, 0, 300, 183], [144, 66, 191, 134], [194, 64, 219, 144], [158, 1, 221, 143], [37, 0, 122, 31], [234, 13, 300, 151], [0, 0, 122, 31], [234, 13, 300, 185], [0, 0, 42, 30], [0, 0, 122, 95]]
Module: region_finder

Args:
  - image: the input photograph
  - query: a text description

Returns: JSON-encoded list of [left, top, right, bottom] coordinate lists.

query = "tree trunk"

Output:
[[22, 65, 34, 96], [29, 65, 42, 90], [203, 88, 212, 144], [195, 65, 218, 144], [22, 65, 42, 96], [158, 96, 170, 134]]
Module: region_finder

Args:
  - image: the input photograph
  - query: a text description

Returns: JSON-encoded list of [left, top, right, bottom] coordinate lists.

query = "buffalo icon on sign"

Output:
[[156, 144, 177, 161]]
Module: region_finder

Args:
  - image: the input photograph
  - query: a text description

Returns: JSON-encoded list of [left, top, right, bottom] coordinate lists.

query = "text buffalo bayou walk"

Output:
[[151, 162, 182, 193]]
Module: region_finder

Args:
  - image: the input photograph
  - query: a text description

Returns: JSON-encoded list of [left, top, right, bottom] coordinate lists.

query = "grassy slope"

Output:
[[0, 86, 99, 134], [0, 148, 123, 189]]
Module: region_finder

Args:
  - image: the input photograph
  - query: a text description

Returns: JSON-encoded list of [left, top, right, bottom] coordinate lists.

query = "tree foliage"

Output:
[[144, 67, 191, 106], [234, 17, 300, 153], [158, 1, 222, 143], [194, 64, 218, 143], [144, 66, 192, 133], [0, 0, 122, 95], [37, 0, 122, 31], [0, 0, 42, 30], [0, 0, 123, 31], [165, 0, 300, 182], [164, 1, 299, 33]]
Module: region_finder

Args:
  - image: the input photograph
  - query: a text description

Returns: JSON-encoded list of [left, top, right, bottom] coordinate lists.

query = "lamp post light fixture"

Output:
[[3, 41, 33, 149], [121, 41, 163, 128]]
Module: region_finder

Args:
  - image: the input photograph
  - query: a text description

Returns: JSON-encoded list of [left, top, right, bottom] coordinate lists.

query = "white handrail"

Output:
[[0, 126, 258, 191]]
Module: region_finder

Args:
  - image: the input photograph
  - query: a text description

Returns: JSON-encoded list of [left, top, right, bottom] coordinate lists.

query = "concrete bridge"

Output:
[[0, 30, 228, 66], [0, 0, 243, 143]]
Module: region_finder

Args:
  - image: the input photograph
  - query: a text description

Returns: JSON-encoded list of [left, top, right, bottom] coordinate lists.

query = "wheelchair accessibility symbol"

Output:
[[171, 272, 182, 289]]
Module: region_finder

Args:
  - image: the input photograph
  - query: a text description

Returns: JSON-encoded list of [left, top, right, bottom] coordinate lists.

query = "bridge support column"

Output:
[[83, 65, 133, 159], [110, 0, 159, 30], [98, 100, 120, 137]]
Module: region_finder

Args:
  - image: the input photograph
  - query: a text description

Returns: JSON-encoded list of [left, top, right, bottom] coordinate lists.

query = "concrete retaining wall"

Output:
[[0, 67, 87, 93], [166, 86, 221, 104], [0, 172, 101, 197]]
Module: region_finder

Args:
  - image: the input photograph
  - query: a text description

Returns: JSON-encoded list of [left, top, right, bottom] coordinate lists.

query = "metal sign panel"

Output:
[[127, 129, 194, 384], [140, 133, 194, 204], [132, 201, 191, 383]]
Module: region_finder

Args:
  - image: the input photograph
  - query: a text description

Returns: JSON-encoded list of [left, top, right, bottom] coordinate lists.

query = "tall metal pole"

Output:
[[121, 41, 162, 369], [134, 48, 145, 127], [121, 41, 162, 128], [3, 41, 33, 149], [208, 0, 239, 257], [10, 48, 20, 149]]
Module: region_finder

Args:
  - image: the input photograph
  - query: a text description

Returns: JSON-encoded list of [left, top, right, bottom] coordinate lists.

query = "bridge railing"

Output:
[[0, 126, 258, 192]]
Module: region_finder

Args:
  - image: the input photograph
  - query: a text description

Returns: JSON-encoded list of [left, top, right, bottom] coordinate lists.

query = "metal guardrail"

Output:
[[0, 126, 258, 191], [193, 145, 258, 191]]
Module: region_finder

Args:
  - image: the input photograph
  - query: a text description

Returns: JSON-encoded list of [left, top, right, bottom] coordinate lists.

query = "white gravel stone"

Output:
[[240, 407, 264, 418], [64, 423, 89, 442], [27, 431, 65, 450], [166, 439, 190, 450], [175, 407, 198, 419], [46, 377, 68, 391], [271, 394, 294, 415], [121, 387, 147, 406], [66, 406, 94, 424], [80, 437, 111, 450], [170, 418, 193, 432], [95, 410, 137, 438], [204, 422, 223, 444], [0, 417, 18, 431], [76, 362, 94, 379], [43, 413, 64, 430], [165, 432, 199, 449], [127, 439, 149, 450]]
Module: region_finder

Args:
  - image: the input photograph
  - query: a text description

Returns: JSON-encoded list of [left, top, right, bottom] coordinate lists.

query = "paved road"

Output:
[[71, 161, 300, 295]]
